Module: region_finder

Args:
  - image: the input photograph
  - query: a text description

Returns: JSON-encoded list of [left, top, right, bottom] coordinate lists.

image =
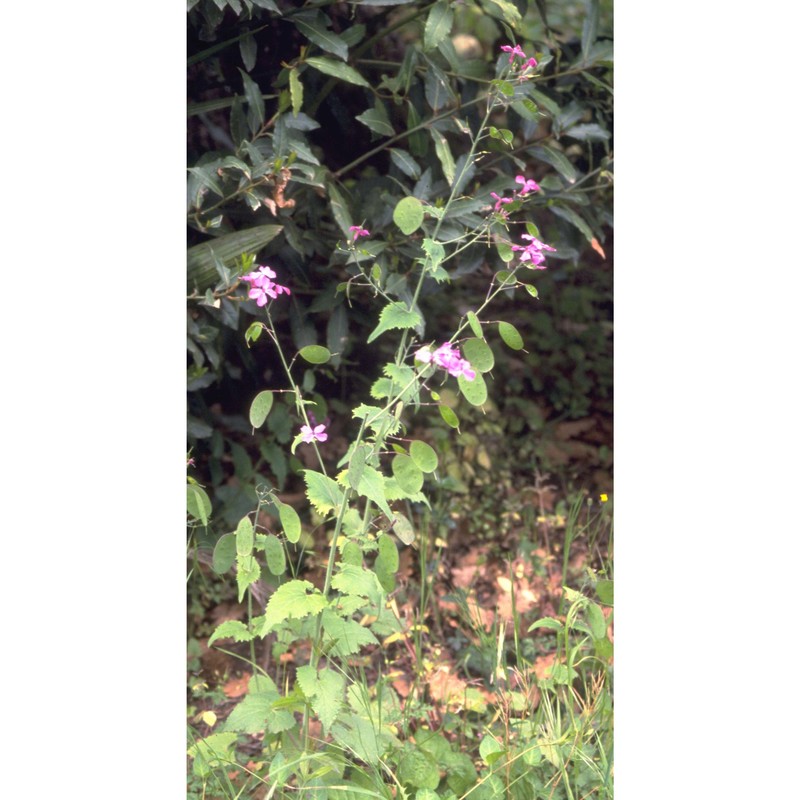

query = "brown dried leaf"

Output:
[[222, 673, 251, 698], [427, 664, 468, 706]]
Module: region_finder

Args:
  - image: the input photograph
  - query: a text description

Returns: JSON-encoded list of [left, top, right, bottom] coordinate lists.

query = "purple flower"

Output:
[[500, 44, 527, 64], [416, 342, 476, 381], [490, 192, 513, 213], [242, 264, 291, 305], [500, 45, 538, 78], [515, 175, 540, 195], [349, 225, 370, 241], [300, 423, 328, 444], [242, 265, 278, 287], [511, 234, 556, 269], [415, 346, 433, 364]]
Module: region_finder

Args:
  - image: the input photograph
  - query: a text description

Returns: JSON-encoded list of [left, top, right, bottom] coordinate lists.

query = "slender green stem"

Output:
[[394, 84, 506, 361], [265, 309, 328, 475]]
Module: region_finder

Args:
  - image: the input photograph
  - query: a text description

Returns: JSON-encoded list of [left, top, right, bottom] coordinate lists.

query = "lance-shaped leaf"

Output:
[[430, 129, 456, 185], [424, 1, 454, 52], [306, 56, 370, 88], [294, 12, 349, 61], [187, 225, 283, 293]]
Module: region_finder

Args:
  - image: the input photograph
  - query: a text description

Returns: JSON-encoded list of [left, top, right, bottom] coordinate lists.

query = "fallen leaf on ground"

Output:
[[222, 673, 251, 698]]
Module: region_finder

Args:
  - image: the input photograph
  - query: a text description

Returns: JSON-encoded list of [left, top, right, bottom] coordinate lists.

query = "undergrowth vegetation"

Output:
[[187, 1, 613, 797]]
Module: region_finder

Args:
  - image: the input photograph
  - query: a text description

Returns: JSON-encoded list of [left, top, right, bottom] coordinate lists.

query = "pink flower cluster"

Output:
[[500, 44, 538, 73], [241, 265, 291, 307], [490, 174, 541, 213], [416, 342, 476, 381], [512, 233, 556, 269]]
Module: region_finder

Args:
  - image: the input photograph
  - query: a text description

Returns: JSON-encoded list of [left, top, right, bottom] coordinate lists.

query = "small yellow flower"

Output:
[[600, 493, 608, 503]]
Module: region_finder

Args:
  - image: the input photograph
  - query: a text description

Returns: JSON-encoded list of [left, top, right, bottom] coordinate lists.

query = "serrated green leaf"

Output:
[[430, 128, 455, 186], [457, 371, 487, 406], [299, 344, 331, 364], [263, 534, 286, 576], [188, 732, 239, 778], [222, 694, 271, 734], [391, 454, 424, 494], [461, 338, 494, 373], [367, 302, 422, 344], [212, 532, 236, 574], [393, 195, 424, 235], [297, 665, 346, 730], [208, 620, 254, 647], [331, 713, 382, 765], [422, 238, 445, 269], [305, 56, 369, 87], [187, 484, 212, 524], [409, 440, 438, 473], [303, 469, 345, 515], [498, 320, 523, 350], [352, 464, 392, 518], [262, 579, 327, 633], [399, 747, 440, 789], [424, 1, 454, 52], [321, 608, 379, 656], [249, 390, 274, 428], [244, 322, 264, 345], [222, 688, 295, 735], [236, 553, 261, 602], [331, 564, 383, 602], [444, 750, 478, 794]]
